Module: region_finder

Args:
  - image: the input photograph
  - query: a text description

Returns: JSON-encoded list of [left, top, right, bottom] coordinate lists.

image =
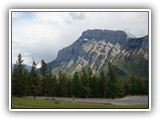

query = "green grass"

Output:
[[12, 97, 148, 109]]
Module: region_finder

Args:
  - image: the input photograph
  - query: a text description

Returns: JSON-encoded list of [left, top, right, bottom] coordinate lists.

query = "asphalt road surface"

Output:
[[27, 96, 148, 105]]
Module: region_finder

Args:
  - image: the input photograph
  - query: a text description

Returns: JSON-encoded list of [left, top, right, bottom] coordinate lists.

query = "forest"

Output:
[[12, 54, 148, 99]]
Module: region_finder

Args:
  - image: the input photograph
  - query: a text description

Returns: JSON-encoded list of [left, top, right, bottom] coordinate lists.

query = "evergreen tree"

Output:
[[65, 75, 72, 97], [30, 59, 40, 99], [90, 75, 99, 98], [40, 60, 48, 96], [130, 75, 137, 95], [23, 69, 30, 96], [98, 70, 107, 98], [124, 81, 130, 96], [24, 69, 31, 96], [40, 60, 47, 76], [141, 80, 148, 95], [72, 71, 82, 97], [81, 69, 90, 98], [45, 70, 54, 96], [87, 67, 93, 97], [136, 77, 142, 94], [130, 76, 146, 95], [12, 53, 28, 97], [107, 62, 119, 99], [57, 71, 67, 97], [51, 75, 58, 96]]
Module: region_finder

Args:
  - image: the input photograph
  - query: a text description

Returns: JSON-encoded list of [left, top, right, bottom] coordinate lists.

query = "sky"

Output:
[[12, 11, 149, 68]]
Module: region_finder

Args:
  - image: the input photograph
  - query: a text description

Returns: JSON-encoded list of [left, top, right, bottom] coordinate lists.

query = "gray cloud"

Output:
[[70, 12, 85, 20]]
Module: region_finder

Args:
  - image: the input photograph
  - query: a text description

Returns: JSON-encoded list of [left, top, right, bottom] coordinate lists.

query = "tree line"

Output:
[[12, 54, 148, 99]]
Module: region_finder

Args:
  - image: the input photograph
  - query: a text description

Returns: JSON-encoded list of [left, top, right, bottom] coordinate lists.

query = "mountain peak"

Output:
[[79, 29, 132, 47]]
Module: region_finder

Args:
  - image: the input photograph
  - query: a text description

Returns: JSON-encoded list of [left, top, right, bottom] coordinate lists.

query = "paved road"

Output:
[[27, 96, 148, 105]]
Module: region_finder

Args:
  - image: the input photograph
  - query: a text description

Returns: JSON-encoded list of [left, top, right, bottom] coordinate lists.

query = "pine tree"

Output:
[[130, 76, 143, 95], [40, 60, 48, 96], [136, 77, 142, 95], [45, 70, 54, 96], [124, 81, 130, 96], [142, 80, 148, 95], [57, 71, 67, 97], [12, 53, 28, 97], [30, 59, 40, 99], [130, 75, 137, 95], [24, 69, 30, 96], [98, 70, 107, 98], [107, 62, 119, 99], [65, 75, 72, 97], [81, 69, 90, 98], [90, 75, 99, 98], [72, 71, 82, 97], [87, 67, 93, 97], [50, 75, 58, 96]]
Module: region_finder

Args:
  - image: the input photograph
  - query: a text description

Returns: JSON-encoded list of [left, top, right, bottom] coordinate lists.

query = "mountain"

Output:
[[47, 29, 149, 79], [24, 64, 32, 72]]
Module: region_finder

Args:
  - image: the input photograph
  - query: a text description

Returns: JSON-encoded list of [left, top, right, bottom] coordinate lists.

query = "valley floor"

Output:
[[12, 96, 148, 109], [26, 96, 148, 105]]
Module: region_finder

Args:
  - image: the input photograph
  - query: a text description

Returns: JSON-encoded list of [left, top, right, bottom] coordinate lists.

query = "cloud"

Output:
[[70, 12, 85, 20], [12, 11, 148, 66]]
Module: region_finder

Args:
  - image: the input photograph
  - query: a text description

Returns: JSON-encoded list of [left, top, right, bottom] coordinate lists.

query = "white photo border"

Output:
[[9, 9, 151, 111]]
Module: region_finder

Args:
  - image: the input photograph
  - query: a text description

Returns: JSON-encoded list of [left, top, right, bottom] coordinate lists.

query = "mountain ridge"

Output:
[[47, 29, 148, 79]]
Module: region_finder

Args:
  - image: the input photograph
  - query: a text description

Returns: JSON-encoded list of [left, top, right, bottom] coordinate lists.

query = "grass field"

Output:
[[12, 97, 148, 109]]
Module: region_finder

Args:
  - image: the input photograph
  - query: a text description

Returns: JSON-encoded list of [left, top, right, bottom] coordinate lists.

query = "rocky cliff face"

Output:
[[48, 29, 149, 78]]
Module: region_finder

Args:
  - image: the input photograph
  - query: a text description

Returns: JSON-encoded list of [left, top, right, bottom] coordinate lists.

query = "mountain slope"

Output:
[[47, 29, 148, 79]]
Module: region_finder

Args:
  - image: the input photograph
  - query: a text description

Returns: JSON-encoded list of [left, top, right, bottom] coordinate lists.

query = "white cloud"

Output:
[[12, 11, 148, 66]]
